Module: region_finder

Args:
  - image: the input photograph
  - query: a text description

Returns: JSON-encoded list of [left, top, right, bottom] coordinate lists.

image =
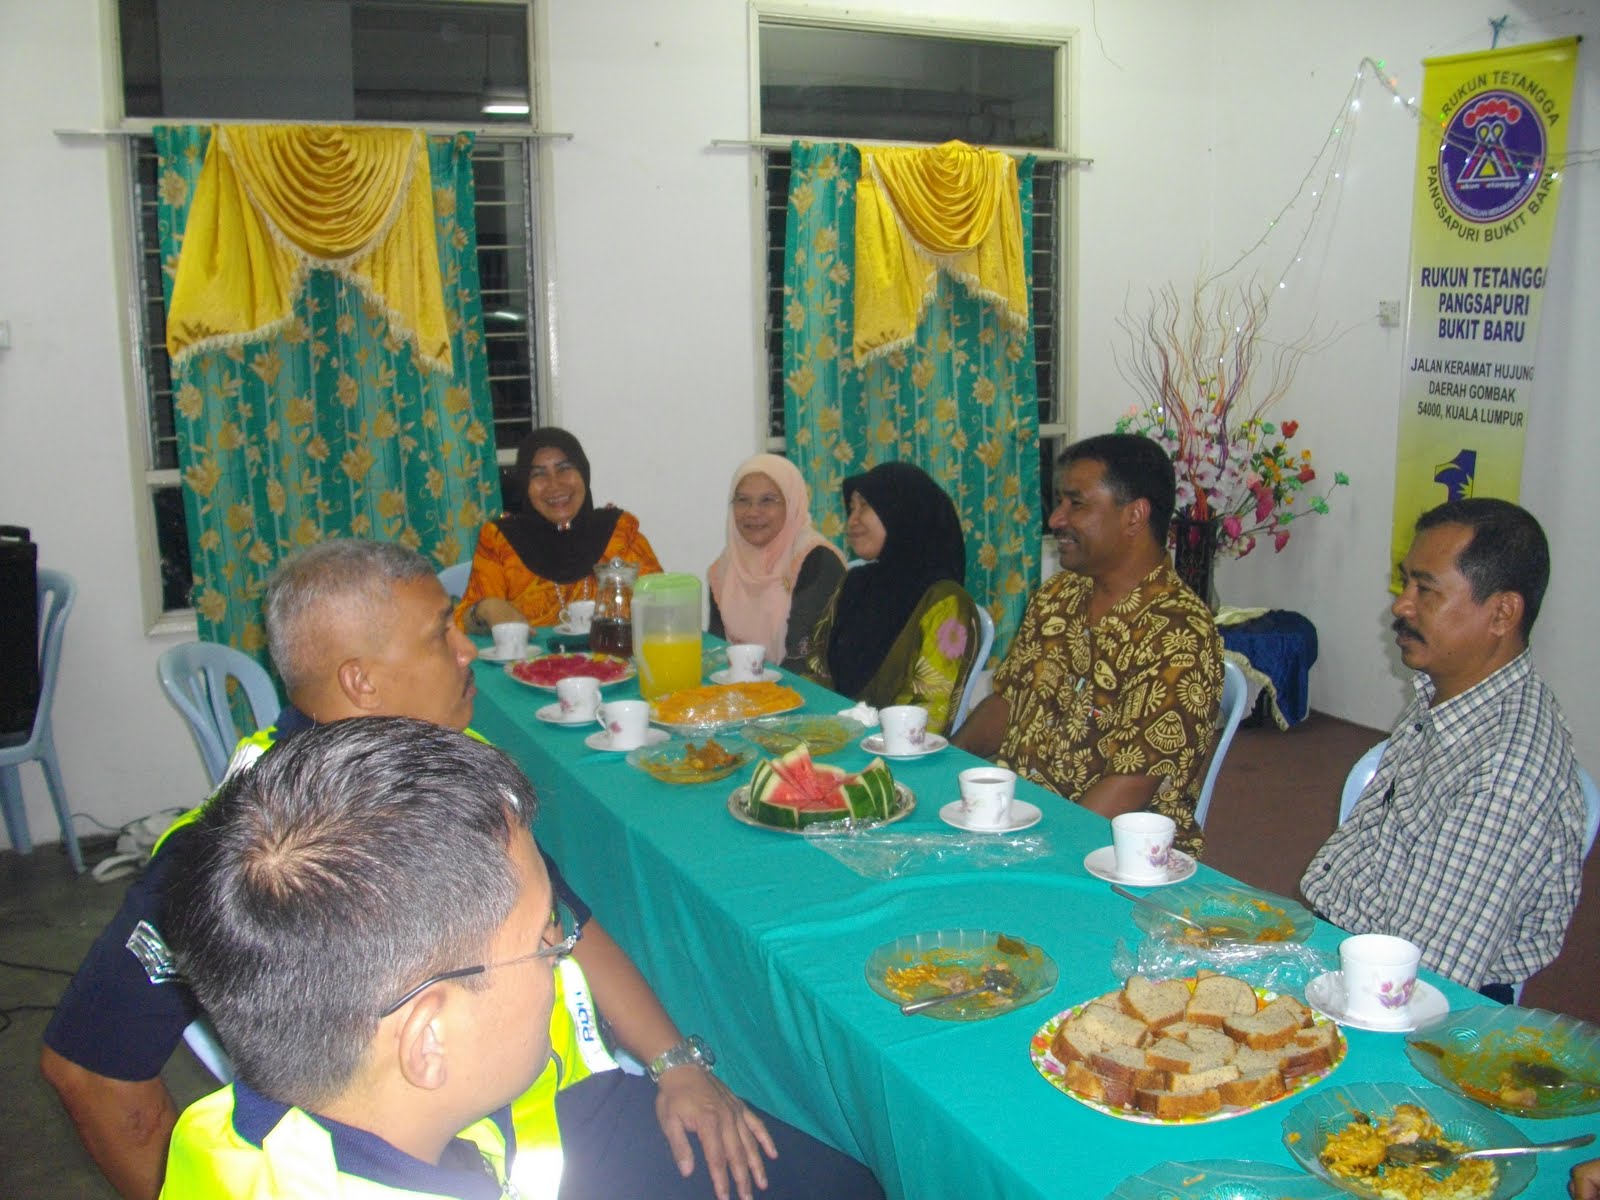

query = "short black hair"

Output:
[[165, 718, 538, 1110], [1415, 498, 1550, 640], [1057, 433, 1178, 544]]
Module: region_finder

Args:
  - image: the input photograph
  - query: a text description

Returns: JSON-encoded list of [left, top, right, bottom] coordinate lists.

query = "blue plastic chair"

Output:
[[0, 570, 82, 873], [1338, 740, 1389, 827], [183, 1017, 235, 1082], [1194, 661, 1250, 830], [157, 643, 281, 787], [952, 606, 995, 731], [437, 561, 472, 601]]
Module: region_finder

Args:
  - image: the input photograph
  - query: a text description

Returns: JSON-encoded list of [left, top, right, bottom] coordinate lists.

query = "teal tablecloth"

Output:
[[468, 643, 1596, 1199]]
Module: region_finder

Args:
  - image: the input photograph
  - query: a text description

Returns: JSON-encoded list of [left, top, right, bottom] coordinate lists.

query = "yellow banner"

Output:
[[1389, 37, 1578, 587]]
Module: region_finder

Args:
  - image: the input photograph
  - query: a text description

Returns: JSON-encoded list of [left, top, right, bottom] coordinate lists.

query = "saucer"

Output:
[[859, 733, 949, 759], [535, 702, 596, 727], [553, 621, 592, 637], [478, 643, 541, 664], [1082, 845, 1197, 887], [585, 728, 669, 753], [710, 667, 783, 685], [1304, 970, 1449, 1033], [938, 799, 1042, 833]]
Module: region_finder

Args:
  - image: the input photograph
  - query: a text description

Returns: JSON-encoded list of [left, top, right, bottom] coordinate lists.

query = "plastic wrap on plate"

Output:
[[802, 825, 1052, 879], [1111, 934, 1332, 996], [649, 682, 803, 731]]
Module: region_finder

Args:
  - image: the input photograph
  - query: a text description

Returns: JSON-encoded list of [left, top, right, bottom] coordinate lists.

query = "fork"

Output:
[[1383, 1131, 1593, 1168], [900, 965, 1019, 1015]]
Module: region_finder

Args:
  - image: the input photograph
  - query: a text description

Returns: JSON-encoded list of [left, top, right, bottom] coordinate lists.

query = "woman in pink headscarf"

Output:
[[708, 455, 846, 671]]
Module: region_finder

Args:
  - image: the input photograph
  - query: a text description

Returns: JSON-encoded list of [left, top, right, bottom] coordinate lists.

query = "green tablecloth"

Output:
[[468, 644, 1595, 1199]]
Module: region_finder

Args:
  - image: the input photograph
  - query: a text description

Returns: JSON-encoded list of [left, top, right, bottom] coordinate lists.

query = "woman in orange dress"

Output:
[[455, 427, 661, 631]]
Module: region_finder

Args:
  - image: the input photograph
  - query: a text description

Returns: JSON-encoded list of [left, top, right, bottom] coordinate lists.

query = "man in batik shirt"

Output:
[[954, 433, 1223, 856], [1302, 499, 1585, 998]]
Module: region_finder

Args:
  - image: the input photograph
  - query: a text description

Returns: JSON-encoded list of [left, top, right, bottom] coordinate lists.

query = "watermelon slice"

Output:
[[746, 745, 896, 829]]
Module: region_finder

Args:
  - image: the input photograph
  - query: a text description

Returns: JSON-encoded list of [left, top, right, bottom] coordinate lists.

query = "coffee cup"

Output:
[[1110, 812, 1176, 882], [958, 767, 1016, 829], [556, 676, 601, 721], [596, 699, 651, 750], [879, 705, 929, 755], [566, 600, 595, 632], [1339, 933, 1421, 1024], [726, 643, 767, 682], [490, 621, 531, 659]]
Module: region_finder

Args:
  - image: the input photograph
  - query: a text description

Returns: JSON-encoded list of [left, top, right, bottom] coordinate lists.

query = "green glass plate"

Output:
[[1105, 1160, 1343, 1200], [740, 714, 866, 756], [1128, 882, 1314, 945], [1405, 1004, 1600, 1119], [866, 928, 1057, 1022]]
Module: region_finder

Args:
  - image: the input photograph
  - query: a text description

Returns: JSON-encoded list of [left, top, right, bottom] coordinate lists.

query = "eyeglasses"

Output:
[[730, 495, 785, 511], [379, 899, 581, 1018]]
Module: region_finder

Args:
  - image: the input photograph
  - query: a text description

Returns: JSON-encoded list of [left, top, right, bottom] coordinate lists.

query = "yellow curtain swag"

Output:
[[166, 125, 452, 373], [853, 140, 1029, 363]]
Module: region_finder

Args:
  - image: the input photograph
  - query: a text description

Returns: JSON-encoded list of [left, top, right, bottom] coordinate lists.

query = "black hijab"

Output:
[[827, 462, 967, 698], [497, 428, 624, 585]]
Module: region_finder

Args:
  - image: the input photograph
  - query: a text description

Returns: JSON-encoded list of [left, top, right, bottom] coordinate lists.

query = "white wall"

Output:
[[2, 0, 1593, 848]]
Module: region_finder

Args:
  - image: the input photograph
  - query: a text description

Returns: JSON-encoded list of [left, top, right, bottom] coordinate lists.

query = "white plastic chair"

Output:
[[1194, 661, 1249, 829], [0, 570, 83, 872], [437, 561, 472, 601], [1337, 741, 1389, 827], [157, 643, 281, 787], [183, 1017, 235, 1082], [952, 607, 995, 731]]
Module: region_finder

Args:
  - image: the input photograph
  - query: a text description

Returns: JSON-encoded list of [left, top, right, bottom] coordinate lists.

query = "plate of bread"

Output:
[[1031, 971, 1345, 1124]]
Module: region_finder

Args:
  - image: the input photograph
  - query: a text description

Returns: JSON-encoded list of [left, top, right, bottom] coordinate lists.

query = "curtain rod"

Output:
[[56, 123, 572, 141], [710, 135, 1091, 166]]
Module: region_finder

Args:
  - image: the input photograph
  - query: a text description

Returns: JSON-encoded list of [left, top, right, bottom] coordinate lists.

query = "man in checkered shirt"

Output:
[[1302, 498, 1586, 1000]]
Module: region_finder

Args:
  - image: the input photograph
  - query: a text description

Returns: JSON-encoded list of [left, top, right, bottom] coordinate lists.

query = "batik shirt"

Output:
[[1302, 652, 1584, 989], [992, 562, 1223, 856]]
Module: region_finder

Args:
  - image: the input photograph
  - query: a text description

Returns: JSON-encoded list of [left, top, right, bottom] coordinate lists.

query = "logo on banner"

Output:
[[1433, 449, 1477, 500], [1439, 92, 1546, 223]]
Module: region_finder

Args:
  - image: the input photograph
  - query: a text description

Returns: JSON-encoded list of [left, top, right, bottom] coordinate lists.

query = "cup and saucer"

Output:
[[1303, 971, 1448, 1033], [1083, 812, 1197, 887], [585, 728, 669, 753], [535, 702, 593, 727], [938, 798, 1041, 833], [552, 621, 592, 638], [1305, 933, 1448, 1032], [1081, 847, 1197, 887], [710, 667, 783, 685], [860, 732, 949, 759]]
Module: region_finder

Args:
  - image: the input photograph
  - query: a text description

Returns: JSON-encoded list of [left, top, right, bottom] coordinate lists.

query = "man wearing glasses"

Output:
[[42, 540, 881, 1200]]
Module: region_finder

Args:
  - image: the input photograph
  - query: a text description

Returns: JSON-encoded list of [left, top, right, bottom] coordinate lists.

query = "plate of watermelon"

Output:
[[728, 746, 912, 833], [505, 653, 636, 691]]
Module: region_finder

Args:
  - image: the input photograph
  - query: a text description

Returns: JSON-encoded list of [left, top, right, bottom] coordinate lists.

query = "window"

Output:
[[755, 14, 1073, 520], [116, 0, 541, 616]]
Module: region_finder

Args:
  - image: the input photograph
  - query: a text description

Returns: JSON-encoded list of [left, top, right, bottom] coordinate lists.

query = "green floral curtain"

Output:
[[782, 141, 1041, 661], [155, 127, 498, 658]]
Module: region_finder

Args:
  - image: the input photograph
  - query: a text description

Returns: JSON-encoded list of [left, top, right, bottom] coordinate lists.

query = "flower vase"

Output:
[[1171, 515, 1220, 608]]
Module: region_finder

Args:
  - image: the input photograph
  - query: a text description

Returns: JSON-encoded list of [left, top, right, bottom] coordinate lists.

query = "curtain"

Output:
[[156, 126, 498, 658], [782, 141, 1041, 661]]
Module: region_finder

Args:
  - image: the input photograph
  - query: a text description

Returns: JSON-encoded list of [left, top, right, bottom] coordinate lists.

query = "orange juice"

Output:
[[637, 633, 702, 700]]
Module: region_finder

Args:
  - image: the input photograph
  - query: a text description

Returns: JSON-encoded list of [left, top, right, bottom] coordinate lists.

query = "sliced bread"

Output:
[[1088, 1044, 1164, 1089], [1186, 974, 1258, 1029], [1134, 1085, 1223, 1119], [1121, 975, 1190, 1030], [1280, 1023, 1340, 1078], [1049, 1019, 1105, 1066], [1167, 1062, 1241, 1096], [1223, 1004, 1302, 1051], [1079, 1003, 1149, 1049], [1217, 1068, 1286, 1106], [1065, 1060, 1135, 1110]]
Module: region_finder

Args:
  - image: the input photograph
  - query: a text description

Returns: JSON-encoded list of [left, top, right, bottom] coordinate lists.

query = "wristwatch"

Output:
[[647, 1035, 715, 1082]]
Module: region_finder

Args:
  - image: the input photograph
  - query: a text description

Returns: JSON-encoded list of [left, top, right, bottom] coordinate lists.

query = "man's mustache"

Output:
[[1392, 617, 1424, 643]]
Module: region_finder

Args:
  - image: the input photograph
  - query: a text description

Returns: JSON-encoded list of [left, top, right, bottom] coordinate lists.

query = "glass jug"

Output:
[[632, 573, 703, 700], [590, 558, 639, 658]]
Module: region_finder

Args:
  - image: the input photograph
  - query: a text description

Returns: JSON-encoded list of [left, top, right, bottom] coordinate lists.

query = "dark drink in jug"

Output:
[[589, 616, 632, 658]]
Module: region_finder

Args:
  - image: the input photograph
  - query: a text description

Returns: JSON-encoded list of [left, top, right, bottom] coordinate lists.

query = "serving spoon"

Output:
[[1507, 1059, 1600, 1094], [1383, 1131, 1593, 1169], [1109, 883, 1219, 938]]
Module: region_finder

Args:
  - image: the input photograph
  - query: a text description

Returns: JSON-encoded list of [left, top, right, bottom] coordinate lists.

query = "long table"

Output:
[[468, 647, 1596, 1199]]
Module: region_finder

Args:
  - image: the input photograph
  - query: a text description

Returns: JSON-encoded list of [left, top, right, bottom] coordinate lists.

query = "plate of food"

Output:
[[728, 750, 912, 833], [1404, 1005, 1600, 1119], [1031, 973, 1345, 1125], [505, 653, 635, 690], [865, 929, 1058, 1022], [1105, 1160, 1346, 1200], [626, 735, 757, 785], [741, 714, 866, 756], [1281, 1082, 1535, 1200], [650, 681, 803, 733], [1128, 882, 1315, 946]]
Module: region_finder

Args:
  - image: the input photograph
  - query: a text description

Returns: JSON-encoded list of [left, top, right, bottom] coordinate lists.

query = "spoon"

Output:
[[1383, 1131, 1593, 1169], [900, 965, 1019, 1015], [1507, 1059, 1600, 1093], [1109, 883, 1215, 937]]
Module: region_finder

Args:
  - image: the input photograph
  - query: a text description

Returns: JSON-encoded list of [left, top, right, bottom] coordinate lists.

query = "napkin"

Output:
[[837, 702, 879, 728]]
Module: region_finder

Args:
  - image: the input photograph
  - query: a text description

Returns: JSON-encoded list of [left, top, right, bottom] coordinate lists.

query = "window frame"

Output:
[[747, 4, 1079, 469], [106, 0, 554, 631]]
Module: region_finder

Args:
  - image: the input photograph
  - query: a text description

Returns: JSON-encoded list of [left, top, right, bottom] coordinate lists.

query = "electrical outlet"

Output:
[[1377, 300, 1402, 328]]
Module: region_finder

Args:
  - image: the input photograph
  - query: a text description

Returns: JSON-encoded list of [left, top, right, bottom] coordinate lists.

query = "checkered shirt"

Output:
[[1302, 652, 1585, 989]]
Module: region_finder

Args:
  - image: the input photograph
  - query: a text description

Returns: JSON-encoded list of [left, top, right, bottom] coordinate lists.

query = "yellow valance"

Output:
[[166, 126, 451, 373], [852, 141, 1029, 363]]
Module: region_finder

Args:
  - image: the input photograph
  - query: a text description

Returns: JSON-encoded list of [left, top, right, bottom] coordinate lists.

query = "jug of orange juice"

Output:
[[632, 573, 703, 700]]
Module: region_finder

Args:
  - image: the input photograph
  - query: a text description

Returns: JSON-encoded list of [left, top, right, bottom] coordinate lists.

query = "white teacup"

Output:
[[725, 643, 767, 682], [1339, 933, 1421, 1024], [879, 705, 929, 755], [1111, 812, 1176, 882], [596, 699, 651, 750], [566, 600, 596, 632], [556, 676, 601, 721], [490, 621, 531, 659], [958, 767, 1016, 829]]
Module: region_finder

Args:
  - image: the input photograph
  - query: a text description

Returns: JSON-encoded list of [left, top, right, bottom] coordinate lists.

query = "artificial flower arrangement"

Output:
[[1113, 279, 1347, 558]]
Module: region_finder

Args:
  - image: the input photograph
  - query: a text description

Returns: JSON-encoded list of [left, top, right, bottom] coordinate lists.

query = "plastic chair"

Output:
[[157, 643, 281, 787], [1579, 766, 1599, 859], [183, 1017, 235, 1082], [1194, 661, 1250, 829], [437, 561, 471, 601], [0, 570, 83, 873], [1337, 740, 1389, 826], [952, 606, 995, 731]]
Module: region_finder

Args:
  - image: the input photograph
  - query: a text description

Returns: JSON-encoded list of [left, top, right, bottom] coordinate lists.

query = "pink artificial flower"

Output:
[[936, 618, 969, 660], [1254, 486, 1275, 523], [1298, 466, 1316, 484], [1222, 515, 1243, 540], [1274, 529, 1292, 552], [1281, 419, 1300, 438]]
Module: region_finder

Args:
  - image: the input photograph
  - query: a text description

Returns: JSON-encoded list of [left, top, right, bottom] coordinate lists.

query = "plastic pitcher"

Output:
[[632, 573, 703, 700]]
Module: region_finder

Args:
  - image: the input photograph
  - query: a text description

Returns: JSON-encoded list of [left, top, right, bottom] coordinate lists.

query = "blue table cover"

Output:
[[1221, 609, 1319, 727]]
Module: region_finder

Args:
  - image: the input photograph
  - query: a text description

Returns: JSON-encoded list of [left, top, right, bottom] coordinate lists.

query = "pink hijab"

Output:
[[708, 454, 842, 664]]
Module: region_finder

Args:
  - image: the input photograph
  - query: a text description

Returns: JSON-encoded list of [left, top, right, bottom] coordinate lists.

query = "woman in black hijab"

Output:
[[805, 462, 982, 734], [457, 427, 661, 631]]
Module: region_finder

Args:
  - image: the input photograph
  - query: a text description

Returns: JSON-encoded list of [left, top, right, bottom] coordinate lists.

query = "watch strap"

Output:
[[646, 1034, 714, 1082]]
